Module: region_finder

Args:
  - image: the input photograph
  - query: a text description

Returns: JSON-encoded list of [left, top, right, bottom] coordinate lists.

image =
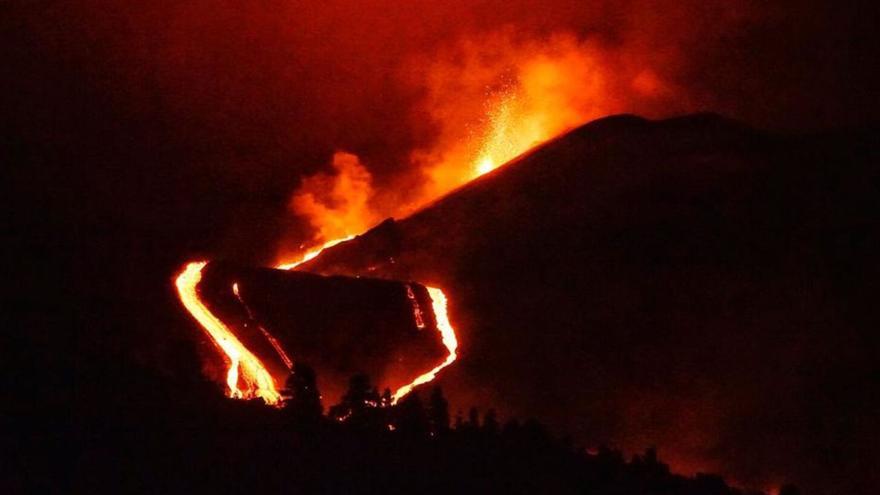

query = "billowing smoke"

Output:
[[412, 30, 624, 199], [283, 27, 683, 257], [289, 151, 379, 245], [276, 0, 879, 253], [14, 0, 874, 259]]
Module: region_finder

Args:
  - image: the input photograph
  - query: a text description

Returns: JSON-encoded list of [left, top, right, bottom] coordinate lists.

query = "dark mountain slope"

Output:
[[298, 114, 879, 493]]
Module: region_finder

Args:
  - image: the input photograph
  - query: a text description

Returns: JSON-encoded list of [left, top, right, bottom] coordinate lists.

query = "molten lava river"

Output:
[[174, 243, 459, 407]]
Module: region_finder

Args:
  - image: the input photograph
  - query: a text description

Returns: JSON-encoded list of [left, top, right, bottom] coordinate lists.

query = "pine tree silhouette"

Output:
[[282, 362, 323, 423], [428, 386, 450, 434], [394, 391, 428, 435], [329, 373, 380, 424]]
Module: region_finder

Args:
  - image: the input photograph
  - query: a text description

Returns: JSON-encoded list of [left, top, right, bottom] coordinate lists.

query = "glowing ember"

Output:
[[471, 94, 521, 177], [175, 261, 281, 405]]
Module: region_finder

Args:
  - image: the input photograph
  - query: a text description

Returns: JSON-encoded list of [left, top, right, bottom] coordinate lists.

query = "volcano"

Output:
[[282, 114, 878, 491], [172, 113, 877, 492]]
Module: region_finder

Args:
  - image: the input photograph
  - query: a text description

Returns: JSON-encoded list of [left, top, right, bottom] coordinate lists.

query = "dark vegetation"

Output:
[[52, 348, 799, 495]]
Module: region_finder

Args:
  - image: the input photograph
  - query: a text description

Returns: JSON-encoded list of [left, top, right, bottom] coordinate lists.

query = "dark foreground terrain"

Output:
[[67, 361, 793, 495]]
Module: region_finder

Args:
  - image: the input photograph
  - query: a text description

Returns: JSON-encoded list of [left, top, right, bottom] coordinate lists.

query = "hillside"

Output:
[[295, 114, 879, 492]]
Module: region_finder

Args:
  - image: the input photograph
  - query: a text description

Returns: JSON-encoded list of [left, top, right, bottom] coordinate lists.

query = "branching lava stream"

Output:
[[175, 244, 460, 407], [175, 261, 281, 405]]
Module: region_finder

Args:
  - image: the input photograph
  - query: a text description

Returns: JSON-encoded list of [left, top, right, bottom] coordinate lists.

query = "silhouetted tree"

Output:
[[428, 386, 450, 434], [503, 418, 521, 437], [631, 446, 670, 480], [596, 445, 626, 479], [73, 361, 770, 495], [394, 391, 428, 435], [329, 373, 379, 420], [329, 373, 380, 424], [483, 408, 499, 435], [380, 387, 392, 408], [779, 484, 801, 495], [467, 407, 480, 429], [692, 473, 731, 495], [283, 363, 323, 423]]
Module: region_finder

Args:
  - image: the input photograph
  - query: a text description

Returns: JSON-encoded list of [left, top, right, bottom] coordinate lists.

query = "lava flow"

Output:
[[276, 235, 354, 270], [390, 286, 458, 403], [232, 282, 294, 371], [176, 241, 460, 406], [276, 242, 459, 405], [175, 261, 281, 405]]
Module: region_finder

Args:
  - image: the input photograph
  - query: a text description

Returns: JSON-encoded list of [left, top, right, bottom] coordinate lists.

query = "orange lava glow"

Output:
[[415, 31, 619, 202], [470, 92, 525, 177], [280, 151, 376, 264], [392, 286, 458, 403], [175, 261, 281, 405], [277, 239, 460, 403], [177, 234, 460, 406], [278, 34, 632, 265], [232, 282, 294, 371], [276, 235, 354, 270]]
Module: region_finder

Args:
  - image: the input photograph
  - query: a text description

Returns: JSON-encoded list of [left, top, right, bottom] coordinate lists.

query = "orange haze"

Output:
[[175, 261, 281, 405], [279, 30, 666, 262], [414, 31, 627, 199]]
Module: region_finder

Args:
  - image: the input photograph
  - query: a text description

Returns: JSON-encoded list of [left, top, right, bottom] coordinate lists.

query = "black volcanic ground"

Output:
[[291, 114, 879, 493]]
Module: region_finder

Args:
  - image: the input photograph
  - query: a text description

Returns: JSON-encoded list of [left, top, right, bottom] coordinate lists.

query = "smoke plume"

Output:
[[289, 151, 379, 244]]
